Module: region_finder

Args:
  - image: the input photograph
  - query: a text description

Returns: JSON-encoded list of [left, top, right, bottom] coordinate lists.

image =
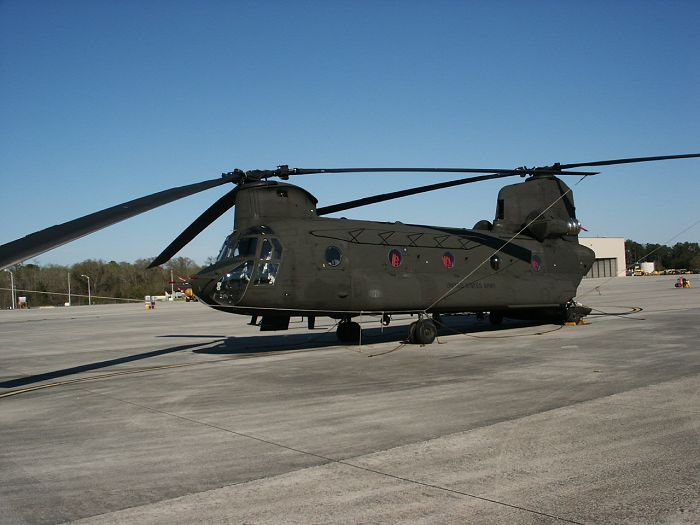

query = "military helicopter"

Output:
[[1, 153, 698, 344]]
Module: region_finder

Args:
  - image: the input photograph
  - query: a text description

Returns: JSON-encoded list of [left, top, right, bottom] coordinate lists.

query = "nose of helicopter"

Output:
[[189, 270, 219, 305]]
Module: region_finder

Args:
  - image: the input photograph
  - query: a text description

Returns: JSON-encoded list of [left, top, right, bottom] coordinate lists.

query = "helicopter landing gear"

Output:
[[565, 309, 582, 324], [337, 319, 361, 344], [307, 315, 316, 329], [407, 318, 437, 345], [562, 303, 591, 324], [488, 311, 503, 326]]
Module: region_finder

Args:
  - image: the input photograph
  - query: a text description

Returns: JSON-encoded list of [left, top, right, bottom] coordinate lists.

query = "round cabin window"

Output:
[[325, 246, 342, 267], [531, 255, 543, 272], [388, 249, 403, 268], [442, 252, 455, 269]]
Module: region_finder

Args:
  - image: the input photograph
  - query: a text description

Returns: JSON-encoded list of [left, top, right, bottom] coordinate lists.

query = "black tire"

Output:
[[562, 304, 590, 323], [407, 321, 418, 343], [564, 308, 582, 324], [410, 319, 437, 345], [488, 311, 503, 326], [337, 321, 361, 343]]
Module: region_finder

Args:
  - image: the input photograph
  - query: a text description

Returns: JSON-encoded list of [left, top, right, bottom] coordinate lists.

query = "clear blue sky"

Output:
[[2, 0, 699, 266]]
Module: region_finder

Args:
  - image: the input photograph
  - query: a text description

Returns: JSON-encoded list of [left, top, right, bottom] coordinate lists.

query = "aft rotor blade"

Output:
[[148, 187, 239, 268], [290, 167, 596, 176], [559, 153, 700, 170], [0, 175, 237, 270], [317, 172, 515, 216]]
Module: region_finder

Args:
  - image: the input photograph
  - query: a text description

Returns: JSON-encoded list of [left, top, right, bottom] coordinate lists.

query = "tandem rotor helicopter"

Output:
[[1, 153, 698, 344]]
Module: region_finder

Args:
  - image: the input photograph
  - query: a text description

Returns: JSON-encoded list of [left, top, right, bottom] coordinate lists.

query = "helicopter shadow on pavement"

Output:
[[190, 325, 407, 356], [0, 340, 222, 390], [0, 318, 549, 391], [0, 328, 400, 391], [190, 316, 551, 356]]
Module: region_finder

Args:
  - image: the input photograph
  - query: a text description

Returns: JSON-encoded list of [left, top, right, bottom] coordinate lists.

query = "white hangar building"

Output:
[[578, 237, 627, 278]]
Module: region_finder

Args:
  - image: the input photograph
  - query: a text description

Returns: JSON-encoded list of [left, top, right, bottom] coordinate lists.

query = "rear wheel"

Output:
[[563, 304, 591, 324]]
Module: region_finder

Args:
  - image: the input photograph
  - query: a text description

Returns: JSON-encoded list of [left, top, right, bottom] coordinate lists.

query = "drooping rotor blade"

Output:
[[0, 174, 238, 270], [148, 187, 239, 268], [318, 172, 514, 216], [558, 153, 700, 170], [317, 168, 599, 215]]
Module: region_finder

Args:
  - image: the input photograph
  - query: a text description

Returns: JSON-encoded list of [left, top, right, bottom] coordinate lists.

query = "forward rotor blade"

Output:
[[559, 153, 700, 170], [317, 172, 515, 216], [148, 187, 239, 268], [0, 175, 237, 270]]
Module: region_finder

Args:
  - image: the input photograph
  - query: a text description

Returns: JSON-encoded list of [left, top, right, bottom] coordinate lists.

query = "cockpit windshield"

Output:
[[234, 237, 257, 257], [212, 234, 284, 305], [214, 261, 253, 304], [217, 236, 258, 262]]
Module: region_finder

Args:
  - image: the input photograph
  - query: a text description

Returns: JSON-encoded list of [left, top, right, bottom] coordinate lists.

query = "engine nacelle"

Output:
[[492, 176, 583, 240], [527, 217, 582, 241]]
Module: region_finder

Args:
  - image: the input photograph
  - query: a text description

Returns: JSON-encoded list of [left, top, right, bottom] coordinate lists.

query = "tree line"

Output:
[[625, 240, 700, 270], [0, 257, 203, 309]]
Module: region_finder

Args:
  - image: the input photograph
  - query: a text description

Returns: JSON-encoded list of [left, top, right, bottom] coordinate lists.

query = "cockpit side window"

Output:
[[254, 262, 279, 285], [254, 237, 282, 285], [260, 238, 283, 261], [260, 239, 273, 260]]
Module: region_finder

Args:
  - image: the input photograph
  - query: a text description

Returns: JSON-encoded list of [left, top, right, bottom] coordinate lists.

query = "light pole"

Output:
[[81, 274, 91, 305], [3, 269, 16, 310], [67, 272, 71, 306]]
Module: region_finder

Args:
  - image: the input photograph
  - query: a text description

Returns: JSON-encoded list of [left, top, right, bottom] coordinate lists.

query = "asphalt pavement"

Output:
[[0, 275, 698, 524]]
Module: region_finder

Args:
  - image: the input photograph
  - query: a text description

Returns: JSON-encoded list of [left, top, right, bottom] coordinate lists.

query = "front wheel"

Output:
[[408, 319, 437, 345], [337, 321, 361, 343]]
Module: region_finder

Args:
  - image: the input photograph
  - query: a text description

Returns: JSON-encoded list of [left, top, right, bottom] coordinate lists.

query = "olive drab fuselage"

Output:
[[191, 177, 596, 324]]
